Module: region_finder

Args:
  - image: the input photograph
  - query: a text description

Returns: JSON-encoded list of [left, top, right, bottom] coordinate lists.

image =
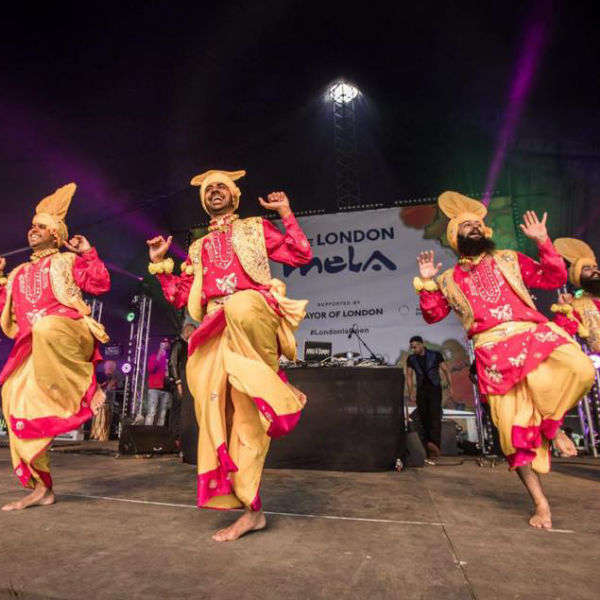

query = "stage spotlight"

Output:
[[328, 81, 359, 104], [126, 311, 136, 322], [121, 362, 132, 375]]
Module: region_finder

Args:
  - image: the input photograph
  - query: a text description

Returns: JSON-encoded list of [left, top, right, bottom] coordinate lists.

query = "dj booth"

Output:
[[180, 365, 405, 471]]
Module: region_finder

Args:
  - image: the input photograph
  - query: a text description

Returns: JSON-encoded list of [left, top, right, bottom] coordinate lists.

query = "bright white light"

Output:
[[329, 81, 359, 104]]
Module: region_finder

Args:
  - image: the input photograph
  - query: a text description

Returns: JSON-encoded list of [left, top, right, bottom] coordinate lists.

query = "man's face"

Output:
[[457, 220, 483, 240], [580, 264, 600, 295], [104, 360, 117, 375], [205, 182, 235, 217], [410, 341, 424, 354], [28, 221, 57, 251], [159, 341, 170, 355]]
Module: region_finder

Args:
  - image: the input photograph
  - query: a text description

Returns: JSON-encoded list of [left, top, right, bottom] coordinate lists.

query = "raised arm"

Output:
[[517, 211, 567, 289], [64, 235, 111, 295], [259, 192, 312, 266], [416, 251, 451, 323], [147, 235, 193, 309]]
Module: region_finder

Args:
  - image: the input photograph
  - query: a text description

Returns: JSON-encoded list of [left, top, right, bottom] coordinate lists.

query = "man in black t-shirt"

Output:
[[406, 336, 453, 461]]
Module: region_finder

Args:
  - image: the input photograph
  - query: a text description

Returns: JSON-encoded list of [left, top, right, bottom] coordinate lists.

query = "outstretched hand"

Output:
[[417, 251, 442, 280], [146, 235, 172, 263], [259, 191, 292, 218], [519, 211, 548, 244], [63, 235, 92, 254]]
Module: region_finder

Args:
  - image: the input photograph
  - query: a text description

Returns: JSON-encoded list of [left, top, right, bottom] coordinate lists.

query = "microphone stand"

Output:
[[348, 327, 381, 363]]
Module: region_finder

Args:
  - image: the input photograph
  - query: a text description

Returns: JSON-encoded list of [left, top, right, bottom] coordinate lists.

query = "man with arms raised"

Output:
[[147, 170, 311, 541], [413, 191, 594, 529], [0, 183, 110, 510]]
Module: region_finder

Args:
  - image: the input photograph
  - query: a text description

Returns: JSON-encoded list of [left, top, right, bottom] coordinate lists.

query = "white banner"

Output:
[[271, 207, 475, 407]]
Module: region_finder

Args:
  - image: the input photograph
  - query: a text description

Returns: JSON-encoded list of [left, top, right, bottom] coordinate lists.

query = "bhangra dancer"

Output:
[[147, 169, 311, 541], [414, 192, 595, 529], [0, 183, 110, 510], [552, 238, 600, 352]]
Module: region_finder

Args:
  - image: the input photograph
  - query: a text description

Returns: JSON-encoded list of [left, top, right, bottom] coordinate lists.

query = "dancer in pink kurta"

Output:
[[0, 183, 110, 511], [147, 169, 312, 542], [414, 191, 594, 529]]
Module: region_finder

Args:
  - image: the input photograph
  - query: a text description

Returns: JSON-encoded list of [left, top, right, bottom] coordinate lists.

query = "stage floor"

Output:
[[0, 446, 598, 600]]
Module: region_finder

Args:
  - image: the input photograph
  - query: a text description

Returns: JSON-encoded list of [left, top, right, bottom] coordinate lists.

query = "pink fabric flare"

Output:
[[196, 443, 239, 507]]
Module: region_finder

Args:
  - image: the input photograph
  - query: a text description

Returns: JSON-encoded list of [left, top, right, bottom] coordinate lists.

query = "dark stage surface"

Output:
[[0, 447, 599, 599]]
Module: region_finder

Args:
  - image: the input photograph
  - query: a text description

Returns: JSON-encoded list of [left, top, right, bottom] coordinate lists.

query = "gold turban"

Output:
[[33, 183, 76, 247], [438, 191, 493, 251], [190, 169, 246, 215], [554, 238, 597, 287]]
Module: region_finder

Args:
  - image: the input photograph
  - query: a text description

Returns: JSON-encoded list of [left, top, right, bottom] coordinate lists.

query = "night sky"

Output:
[[1, 0, 599, 342]]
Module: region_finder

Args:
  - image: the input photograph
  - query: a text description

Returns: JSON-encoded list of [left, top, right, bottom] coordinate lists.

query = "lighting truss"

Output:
[[121, 294, 152, 428], [330, 80, 361, 209]]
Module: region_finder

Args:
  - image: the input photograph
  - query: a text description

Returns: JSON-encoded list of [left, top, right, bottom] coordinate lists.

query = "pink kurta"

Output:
[[0, 248, 110, 383], [157, 214, 312, 349], [420, 240, 569, 395]]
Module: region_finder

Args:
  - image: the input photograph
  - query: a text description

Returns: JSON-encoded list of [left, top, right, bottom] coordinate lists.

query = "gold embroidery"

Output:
[[485, 364, 503, 383], [508, 348, 528, 367], [534, 331, 559, 343], [186, 237, 208, 323], [186, 218, 273, 322], [437, 249, 536, 332], [0, 254, 107, 342], [490, 304, 513, 321], [49, 253, 91, 317], [1, 263, 30, 338], [231, 217, 272, 285], [216, 273, 237, 295], [572, 294, 600, 352], [493, 250, 536, 310]]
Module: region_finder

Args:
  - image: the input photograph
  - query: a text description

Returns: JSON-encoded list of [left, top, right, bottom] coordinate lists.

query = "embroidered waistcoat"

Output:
[[1, 252, 107, 342], [437, 250, 537, 332], [187, 217, 272, 322]]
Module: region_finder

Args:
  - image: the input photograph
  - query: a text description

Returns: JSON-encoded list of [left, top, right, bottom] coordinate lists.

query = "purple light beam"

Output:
[[482, 3, 552, 205]]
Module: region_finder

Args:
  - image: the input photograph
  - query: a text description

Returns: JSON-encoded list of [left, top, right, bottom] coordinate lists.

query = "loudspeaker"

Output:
[[118, 425, 177, 455], [441, 420, 459, 456], [403, 431, 426, 467]]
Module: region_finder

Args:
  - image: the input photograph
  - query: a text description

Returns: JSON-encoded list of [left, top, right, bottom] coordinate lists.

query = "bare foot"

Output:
[[287, 383, 307, 408], [553, 430, 577, 457], [529, 502, 552, 529], [426, 442, 441, 458], [2, 484, 56, 512], [90, 388, 106, 415], [212, 509, 267, 542]]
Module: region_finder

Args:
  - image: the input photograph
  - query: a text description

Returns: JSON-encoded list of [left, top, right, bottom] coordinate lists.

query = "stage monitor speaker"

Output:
[[119, 425, 177, 455], [441, 420, 459, 456]]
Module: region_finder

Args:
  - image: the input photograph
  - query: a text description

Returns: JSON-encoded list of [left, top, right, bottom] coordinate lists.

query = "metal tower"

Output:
[[330, 81, 361, 209]]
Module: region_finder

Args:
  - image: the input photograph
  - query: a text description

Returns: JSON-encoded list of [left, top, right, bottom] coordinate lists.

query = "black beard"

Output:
[[580, 277, 600, 297], [456, 234, 496, 257]]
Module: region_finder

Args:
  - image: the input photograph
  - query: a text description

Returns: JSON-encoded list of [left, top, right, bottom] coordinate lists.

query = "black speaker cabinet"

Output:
[[441, 420, 459, 456], [118, 425, 177, 455]]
